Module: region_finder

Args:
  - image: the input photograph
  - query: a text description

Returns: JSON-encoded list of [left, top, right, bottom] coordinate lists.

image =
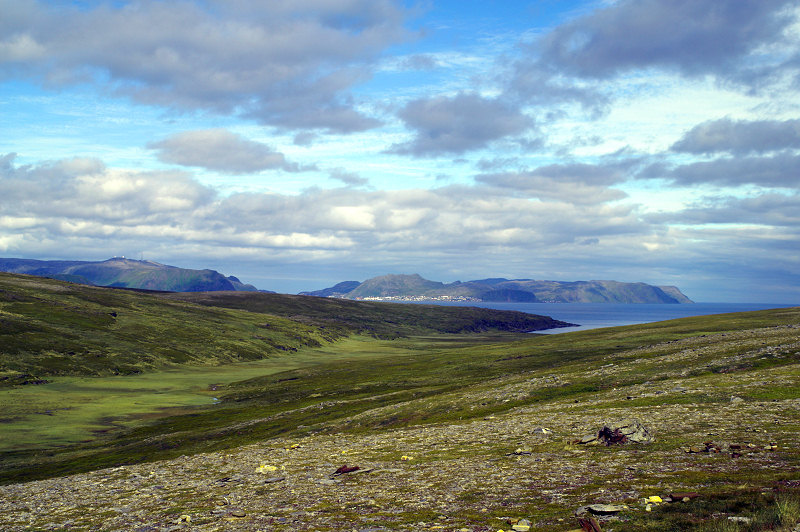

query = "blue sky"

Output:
[[2, 0, 800, 302]]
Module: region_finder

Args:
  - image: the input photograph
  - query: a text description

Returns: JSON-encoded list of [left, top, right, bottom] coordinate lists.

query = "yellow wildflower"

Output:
[[256, 464, 278, 473]]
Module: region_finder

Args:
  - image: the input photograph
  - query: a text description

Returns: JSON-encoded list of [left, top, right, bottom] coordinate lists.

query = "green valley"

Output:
[[0, 272, 799, 530]]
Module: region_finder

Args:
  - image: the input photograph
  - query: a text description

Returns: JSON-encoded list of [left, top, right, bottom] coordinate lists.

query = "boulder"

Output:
[[597, 419, 654, 444], [576, 503, 627, 516], [576, 419, 653, 445], [586, 503, 627, 514]]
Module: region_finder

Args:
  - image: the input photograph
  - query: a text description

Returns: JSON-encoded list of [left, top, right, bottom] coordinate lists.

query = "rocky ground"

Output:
[[2, 324, 800, 531]]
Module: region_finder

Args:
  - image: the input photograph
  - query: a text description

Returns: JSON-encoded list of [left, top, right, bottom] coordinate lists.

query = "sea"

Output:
[[416, 301, 798, 334]]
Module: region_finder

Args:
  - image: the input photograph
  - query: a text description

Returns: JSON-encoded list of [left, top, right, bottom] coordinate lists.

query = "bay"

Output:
[[416, 301, 798, 334]]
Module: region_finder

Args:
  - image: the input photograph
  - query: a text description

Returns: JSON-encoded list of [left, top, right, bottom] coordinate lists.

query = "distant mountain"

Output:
[[299, 281, 361, 298], [346, 273, 445, 298], [0, 257, 260, 293], [302, 274, 693, 304]]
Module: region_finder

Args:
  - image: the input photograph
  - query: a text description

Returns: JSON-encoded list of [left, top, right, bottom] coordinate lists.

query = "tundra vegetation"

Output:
[[0, 272, 798, 530]]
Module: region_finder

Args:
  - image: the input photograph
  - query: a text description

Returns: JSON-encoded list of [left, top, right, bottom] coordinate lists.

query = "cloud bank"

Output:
[[2, 149, 798, 301], [2, 0, 800, 302], [0, 0, 411, 133]]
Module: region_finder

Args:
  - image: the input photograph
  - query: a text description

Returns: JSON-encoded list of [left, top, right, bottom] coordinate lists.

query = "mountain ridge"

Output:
[[0, 257, 259, 293], [301, 273, 693, 303]]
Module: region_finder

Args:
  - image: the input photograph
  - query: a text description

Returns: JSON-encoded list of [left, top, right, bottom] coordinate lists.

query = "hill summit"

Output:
[[301, 274, 693, 304], [0, 257, 259, 292]]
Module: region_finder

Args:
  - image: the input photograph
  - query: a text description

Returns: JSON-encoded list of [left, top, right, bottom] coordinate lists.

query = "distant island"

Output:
[[301, 273, 693, 304], [0, 257, 260, 293], [0, 258, 693, 303]]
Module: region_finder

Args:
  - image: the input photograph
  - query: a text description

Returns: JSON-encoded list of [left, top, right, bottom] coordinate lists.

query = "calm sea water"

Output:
[[419, 301, 798, 334]]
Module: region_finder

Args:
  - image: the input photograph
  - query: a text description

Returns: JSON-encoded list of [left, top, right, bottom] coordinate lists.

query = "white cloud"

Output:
[[148, 129, 309, 174], [390, 92, 533, 156], [0, 0, 412, 132], [0, 33, 45, 62], [671, 118, 800, 154]]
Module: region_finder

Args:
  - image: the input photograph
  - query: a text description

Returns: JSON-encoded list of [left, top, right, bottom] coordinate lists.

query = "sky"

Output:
[[1, 0, 799, 303]]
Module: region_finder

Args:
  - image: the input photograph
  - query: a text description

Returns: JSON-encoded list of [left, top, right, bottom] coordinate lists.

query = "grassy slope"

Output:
[[0, 273, 562, 380], [2, 304, 798, 487], [0, 274, 336, 378], [164, 290, 570, 336], [2, 273, 799, 529]]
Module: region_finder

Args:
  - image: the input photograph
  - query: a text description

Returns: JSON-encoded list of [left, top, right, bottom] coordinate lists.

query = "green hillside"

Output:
[[163, 290, 570, 337], [0, 275, 798, 530], [0, 274, 328, 379], [0, 272, 570, 380]]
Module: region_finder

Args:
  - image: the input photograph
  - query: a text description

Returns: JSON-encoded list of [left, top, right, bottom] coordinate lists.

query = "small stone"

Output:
[[512, 518, 531, 531], [730, 396, 744, 403], [532, 427, 552, 435], [586, 503, 627, 514], [177, 515, 191, 523], [348, 468, 375, 475], [264, 476, 286, 483], [229, 508, 246, 518], [670, 492, 699, 501], [333, 464, 360, 475]]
